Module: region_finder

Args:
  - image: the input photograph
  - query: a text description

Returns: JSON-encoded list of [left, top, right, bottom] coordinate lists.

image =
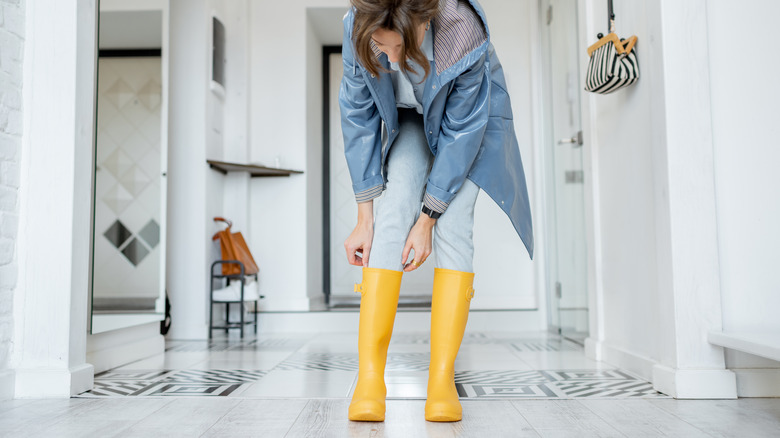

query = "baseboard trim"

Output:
[[588, 337, 739, 399], [87, 333, 165, 374], [653, 364, 737, 399], [588, 337, 657, 381], [730, 368, 780, 397], [0, 369, 14, 400], [14, 363, 95, 398], [70, 363, 94, 396]]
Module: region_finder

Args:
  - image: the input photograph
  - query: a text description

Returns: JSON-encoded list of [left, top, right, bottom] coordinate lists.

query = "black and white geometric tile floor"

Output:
[[75, 332, 671, 400]]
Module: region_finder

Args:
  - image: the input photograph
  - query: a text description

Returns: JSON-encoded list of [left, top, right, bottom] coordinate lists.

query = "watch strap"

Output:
[[422, 205, 442, 219]]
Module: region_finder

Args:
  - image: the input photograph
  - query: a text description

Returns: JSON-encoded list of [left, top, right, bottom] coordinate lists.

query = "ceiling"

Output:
[[307, 7, 349, 46], [99, 10, 163, 50]]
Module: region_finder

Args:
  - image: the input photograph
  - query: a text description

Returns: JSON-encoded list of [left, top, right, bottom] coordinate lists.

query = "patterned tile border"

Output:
[[75, 333, 670, 399], [454, 369, 670, 399]]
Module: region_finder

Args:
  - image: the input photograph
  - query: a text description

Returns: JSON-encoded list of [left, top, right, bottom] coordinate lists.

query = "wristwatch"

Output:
[[421, 205, 442, 219]]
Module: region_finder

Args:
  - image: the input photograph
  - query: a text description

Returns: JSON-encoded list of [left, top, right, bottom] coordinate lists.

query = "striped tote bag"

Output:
[[585, 34, 639, 94]]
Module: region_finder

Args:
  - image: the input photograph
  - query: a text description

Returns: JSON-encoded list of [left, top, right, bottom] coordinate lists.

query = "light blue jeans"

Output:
[[367, 108, 480, 273]]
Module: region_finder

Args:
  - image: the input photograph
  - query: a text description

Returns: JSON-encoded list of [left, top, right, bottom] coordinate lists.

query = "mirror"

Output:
[[89, 0, 168, 334]]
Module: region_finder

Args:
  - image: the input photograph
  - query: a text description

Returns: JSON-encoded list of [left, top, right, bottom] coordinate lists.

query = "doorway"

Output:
[[540, 0, 589, 341], [323, 50, 437, 309], [322, 48, 534, 311]]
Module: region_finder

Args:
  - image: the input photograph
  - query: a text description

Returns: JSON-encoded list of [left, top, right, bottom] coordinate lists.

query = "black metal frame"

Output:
[[99, 49, 162, 58], [322, 45, 342, 306], [209, 260, 261, 338]]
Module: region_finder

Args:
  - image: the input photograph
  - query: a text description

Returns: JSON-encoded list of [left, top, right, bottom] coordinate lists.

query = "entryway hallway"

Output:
[[3, 327, 780, 436]]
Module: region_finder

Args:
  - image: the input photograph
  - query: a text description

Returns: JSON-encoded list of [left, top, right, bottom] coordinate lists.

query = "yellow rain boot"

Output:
[[425, 267, 475, 422], [348, 267, 403, 421]]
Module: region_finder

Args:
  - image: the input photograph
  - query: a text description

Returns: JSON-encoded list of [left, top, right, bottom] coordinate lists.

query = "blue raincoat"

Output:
[[339, 0, 534, 260]]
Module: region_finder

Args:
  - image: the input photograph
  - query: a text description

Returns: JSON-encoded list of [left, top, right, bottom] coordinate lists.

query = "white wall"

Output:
[[0, 0, 25, 401], [248, 0, 341, 311], [167, 0, 251, 339], [249, 0, 539, 312], [13, 0, 96, 397], [706, 0, 780, 382], [580, 0, 662, 370], [305, 11, 324, 305], [579, 0, 746, 398], [472, 0, 537, 310]]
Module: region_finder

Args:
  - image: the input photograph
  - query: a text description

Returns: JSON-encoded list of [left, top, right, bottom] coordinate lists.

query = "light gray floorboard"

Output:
[[284, 399, 372, 438], [575, 399, 714, 437], [454, 400, 540, 437], [200, 399, 309, 437], [23, 398, 173, 438], [284, 399, 437, 438], [284, 399, 540, 438], [3, 397, 780, 437], [0, 399, 35, 416], [113, 398, 241, 437], [512, 399, 624, 437], [0, 398, 101, 436], [647, 398, 780, 438]]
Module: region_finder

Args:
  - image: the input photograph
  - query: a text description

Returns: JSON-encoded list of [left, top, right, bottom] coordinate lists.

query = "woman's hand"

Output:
[[344, 201, 375, 267], [401, 215, 436, 272]]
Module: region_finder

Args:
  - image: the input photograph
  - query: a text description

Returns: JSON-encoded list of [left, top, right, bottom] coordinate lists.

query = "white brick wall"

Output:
[[0, 0, 24, 370]]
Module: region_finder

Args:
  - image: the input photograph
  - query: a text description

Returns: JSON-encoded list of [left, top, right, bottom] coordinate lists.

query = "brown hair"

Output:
[[350, 0, 441, 80]]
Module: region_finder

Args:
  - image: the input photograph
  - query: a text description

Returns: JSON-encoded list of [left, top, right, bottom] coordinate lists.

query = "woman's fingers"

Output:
[[345, 223, 374, 267], [401, 240, 413, 266], [402, 229, 432, 272], [402, 240, 422, 272], [345, 242, 364, 267], [361, 244, 371, 267], [345, 243, 357, 265]]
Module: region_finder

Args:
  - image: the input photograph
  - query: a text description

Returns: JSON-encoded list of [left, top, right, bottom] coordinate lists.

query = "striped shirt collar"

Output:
[[369, 0, 488, 77]]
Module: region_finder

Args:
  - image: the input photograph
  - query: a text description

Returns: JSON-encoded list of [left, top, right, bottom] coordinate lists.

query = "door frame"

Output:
[[574, 0, 607, 354], [536, 0, 603, 346], [321, 45, 342, 306]]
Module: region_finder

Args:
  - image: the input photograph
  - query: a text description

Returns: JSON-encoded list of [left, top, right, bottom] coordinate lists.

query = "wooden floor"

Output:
[[4, 331, 780, 436], [2, 397, 780, 437]]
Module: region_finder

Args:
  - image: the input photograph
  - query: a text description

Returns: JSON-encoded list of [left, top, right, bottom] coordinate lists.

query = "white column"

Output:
[[650, 0, 735, 398], [166, 0, 210, 339], [13, 0, 96, 397]]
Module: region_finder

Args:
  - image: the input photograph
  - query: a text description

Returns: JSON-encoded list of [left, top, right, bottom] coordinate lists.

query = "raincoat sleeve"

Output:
[[423, 52, 490, 215], [338, 13, 384, 204]]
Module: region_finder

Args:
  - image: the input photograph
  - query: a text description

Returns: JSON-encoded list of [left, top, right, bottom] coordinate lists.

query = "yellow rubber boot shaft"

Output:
[[348, 267, 403, 421], [425, 267, 475, 422]]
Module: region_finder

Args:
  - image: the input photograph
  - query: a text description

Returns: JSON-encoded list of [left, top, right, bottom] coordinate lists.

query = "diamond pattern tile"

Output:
[[101, 183, 134, 216], [103, 220, 132, 249], [101, 147, 134, 179], [137, 79, 162, 110], [138, 219, 160, 248], [121, 237, 150, 266], [119, 165, 151, 197], [104, 78, 135, 109]]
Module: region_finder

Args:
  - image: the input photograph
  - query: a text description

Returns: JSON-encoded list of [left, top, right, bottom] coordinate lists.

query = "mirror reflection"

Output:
[[90, 1, 167, 334]]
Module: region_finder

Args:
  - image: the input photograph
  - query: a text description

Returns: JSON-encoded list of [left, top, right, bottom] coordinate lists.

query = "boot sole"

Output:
[[425, 412, 462, 422], [348, 412, 385, 422]]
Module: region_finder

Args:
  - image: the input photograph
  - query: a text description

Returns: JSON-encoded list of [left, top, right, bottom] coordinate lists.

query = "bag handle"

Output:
[[214, 216, 233, 228], [212, 216, 233, 241], [608, 0, 615, 34]]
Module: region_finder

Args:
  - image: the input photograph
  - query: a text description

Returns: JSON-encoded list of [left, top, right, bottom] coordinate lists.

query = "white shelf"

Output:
[[708, 331, 780, 361]]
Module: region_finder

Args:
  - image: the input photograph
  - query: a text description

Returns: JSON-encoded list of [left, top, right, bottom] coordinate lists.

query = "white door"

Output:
[[328, 52, 532, 309], [328, 53, 435, 302], [541, 0, 589, 337]]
